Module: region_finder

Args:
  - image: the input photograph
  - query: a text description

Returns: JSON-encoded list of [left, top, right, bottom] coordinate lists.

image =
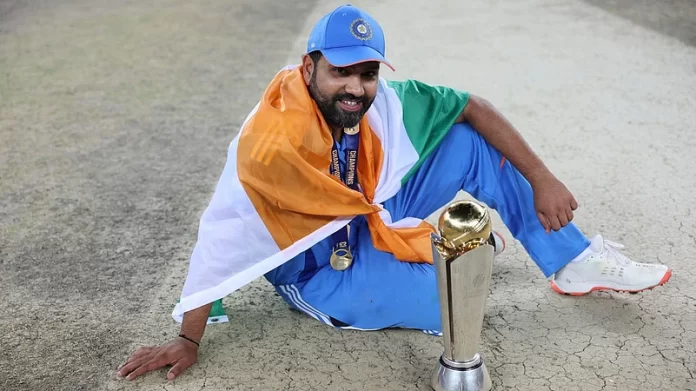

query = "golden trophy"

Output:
[[430, 199, 494, 391]]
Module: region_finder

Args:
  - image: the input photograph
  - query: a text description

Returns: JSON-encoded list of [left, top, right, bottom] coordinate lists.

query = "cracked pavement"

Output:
[[2, 0, 695, 390]]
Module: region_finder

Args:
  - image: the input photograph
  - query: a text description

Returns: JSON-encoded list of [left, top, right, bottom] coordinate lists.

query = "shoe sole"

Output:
[[549, 269, 672, 296], [493, 231, 506, 255]]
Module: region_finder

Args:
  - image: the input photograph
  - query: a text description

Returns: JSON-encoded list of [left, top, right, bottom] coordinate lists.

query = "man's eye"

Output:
[[333, 67, 348, 75]]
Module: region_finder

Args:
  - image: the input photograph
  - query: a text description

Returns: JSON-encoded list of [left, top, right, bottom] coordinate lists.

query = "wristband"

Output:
[[178, 334, 200, 347]]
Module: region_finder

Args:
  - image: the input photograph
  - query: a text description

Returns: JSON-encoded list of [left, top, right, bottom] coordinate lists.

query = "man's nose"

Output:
[[344, 75, 364, 97]]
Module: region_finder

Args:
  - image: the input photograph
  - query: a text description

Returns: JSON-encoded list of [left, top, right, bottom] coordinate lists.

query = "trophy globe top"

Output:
[[437, 200, 492, 253]]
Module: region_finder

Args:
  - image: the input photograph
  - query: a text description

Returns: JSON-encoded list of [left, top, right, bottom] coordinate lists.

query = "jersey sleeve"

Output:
[[385, 79, 470, 178]]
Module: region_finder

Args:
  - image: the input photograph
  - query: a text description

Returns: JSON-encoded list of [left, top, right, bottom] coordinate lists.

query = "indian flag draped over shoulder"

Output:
[[172, 65, 469, 321]]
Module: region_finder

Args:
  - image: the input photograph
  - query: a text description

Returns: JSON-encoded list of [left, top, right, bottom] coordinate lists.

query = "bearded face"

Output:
[[304, 54, 380, 129]]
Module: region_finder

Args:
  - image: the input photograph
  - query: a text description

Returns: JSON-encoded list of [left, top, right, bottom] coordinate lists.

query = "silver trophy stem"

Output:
[[431, 239, 494, 391]]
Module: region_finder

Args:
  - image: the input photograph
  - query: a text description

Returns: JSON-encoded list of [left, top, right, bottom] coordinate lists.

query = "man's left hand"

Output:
[[530, 174, 579, 233]]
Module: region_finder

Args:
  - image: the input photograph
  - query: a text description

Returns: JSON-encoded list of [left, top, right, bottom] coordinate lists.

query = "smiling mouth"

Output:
[[337, 99, 363, 112]]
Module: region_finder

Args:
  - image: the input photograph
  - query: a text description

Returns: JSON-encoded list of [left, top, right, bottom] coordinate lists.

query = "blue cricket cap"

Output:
[[306, 4, 395, 71]]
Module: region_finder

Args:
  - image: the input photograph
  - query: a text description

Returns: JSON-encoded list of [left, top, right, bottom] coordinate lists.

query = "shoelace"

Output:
[[602, 239, 632, 266]]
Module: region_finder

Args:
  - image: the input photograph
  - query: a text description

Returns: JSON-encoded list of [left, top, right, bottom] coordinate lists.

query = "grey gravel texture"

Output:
[[2, 0, 695, 390]]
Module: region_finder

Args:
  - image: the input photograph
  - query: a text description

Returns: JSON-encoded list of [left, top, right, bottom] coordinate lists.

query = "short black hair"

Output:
[[308, 50, 323, 64]]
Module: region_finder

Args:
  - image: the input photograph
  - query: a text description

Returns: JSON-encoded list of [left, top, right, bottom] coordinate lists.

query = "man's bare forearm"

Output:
[[179, 302, 212, 344], [458, 94, 555, 185]]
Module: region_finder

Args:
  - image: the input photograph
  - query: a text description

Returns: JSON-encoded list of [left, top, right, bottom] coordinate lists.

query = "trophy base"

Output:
[[430, 355, 492, 391]]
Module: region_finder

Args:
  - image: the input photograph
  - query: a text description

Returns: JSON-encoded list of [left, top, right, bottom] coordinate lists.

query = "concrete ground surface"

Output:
[[1, 0, 695, 390]]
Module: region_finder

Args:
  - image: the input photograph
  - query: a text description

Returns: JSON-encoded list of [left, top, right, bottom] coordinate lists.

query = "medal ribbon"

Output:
[[329, 130, 360, 261]]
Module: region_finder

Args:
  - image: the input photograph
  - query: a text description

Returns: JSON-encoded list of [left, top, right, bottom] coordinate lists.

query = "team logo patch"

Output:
[[350, 18, 372, 40]]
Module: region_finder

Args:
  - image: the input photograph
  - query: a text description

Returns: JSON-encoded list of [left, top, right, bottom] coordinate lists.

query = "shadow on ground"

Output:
[[581, 0, 696, 47]]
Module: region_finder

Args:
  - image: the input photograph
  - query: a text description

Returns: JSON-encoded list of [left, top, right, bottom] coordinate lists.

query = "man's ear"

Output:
[[301, 54, 314, 85]]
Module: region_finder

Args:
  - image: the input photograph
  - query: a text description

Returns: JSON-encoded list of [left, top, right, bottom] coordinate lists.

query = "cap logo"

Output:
[[350, 18, 372, 40]]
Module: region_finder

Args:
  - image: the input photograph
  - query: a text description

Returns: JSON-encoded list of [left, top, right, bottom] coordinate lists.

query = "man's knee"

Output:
[[448, 121, 501, 161], [446, 121, 483, 147], [450, 121, 476, 134]]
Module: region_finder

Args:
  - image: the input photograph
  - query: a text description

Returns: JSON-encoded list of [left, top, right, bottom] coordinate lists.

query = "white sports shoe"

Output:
[[550, 235, 672, 296], [490, 231, 506, 256]]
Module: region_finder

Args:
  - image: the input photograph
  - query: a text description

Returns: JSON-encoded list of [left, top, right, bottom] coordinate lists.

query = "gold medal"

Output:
[[344, 125, 360, 135], [330, 248, 353, 271]]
